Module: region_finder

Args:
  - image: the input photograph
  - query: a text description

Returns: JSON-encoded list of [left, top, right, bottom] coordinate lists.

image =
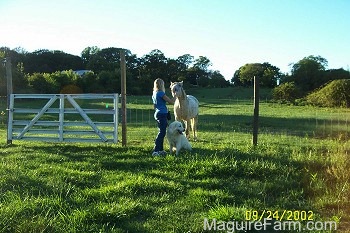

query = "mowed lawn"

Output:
[[0, 88, 349, 232]]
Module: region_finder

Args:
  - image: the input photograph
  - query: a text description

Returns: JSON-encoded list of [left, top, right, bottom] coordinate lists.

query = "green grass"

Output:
[[0, 87, 349, 232]]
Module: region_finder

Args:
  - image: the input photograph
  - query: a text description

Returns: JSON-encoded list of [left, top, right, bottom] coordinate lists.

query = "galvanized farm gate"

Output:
[[7, 94, 119, 143]]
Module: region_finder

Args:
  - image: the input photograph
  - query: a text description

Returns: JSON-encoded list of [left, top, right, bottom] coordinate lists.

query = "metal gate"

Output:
[[7, 94, 118, 143]]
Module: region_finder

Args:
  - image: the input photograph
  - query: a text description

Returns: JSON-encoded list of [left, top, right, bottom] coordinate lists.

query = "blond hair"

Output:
[[153, 78, 165, 92]]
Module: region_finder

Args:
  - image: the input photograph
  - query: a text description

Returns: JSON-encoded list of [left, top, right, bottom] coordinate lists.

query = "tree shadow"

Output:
[[150, 147, 308, 203], [1, 137, 337, 232]]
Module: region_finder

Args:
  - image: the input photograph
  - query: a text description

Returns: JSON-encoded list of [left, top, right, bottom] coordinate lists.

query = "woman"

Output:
[[152, 78, 175, 156]]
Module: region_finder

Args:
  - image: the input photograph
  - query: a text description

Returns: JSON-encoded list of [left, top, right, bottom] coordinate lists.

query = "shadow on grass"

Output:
[[149, 147, 312, 207], [0, 140, 336, 232], [19, 143, 159, 174]]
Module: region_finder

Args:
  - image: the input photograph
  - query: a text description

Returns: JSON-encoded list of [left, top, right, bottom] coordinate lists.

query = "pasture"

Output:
[[0, 87, 349, 232]]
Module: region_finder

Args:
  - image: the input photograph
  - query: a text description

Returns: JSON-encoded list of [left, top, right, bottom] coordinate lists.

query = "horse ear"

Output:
[[180, 81, 183, 86], [170, 82, 174, 87]]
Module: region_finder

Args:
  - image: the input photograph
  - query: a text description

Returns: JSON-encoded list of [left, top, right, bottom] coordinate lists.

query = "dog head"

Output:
[[168, 121, 185, 135], [170, 81, 184, 98]]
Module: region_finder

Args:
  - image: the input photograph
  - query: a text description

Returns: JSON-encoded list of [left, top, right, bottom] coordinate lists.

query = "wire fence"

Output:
[[1, 96, 349, 141], [124, 96, 350, 141]]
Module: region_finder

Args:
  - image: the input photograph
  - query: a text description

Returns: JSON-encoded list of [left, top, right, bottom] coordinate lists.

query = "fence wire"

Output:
[[1, 96, 349, 142], [124, 97, 349, 141]]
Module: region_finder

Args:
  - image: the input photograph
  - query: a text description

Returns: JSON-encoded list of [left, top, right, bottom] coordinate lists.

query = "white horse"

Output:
[[170, 81, 199, 140]]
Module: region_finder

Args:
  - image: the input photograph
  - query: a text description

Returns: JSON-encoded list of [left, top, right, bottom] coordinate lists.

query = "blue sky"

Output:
[[0, 0, 349, 80]]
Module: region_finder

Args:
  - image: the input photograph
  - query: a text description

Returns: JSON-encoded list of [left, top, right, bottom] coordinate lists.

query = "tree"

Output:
[[84, 48, 143, 94], [190, 56, 212, 86], [239, 63, 264, 86], [209, 71, 230, 88], [231, 69, 242, 86], [193, 56, 211, 71], [81, 46, 100, 66], [24, 50, 84, 73], [234, 62, 281, 87], [166, 58, 182, 82], [26, 71, 81, 94], [177, 54, 194, 70], [26, 73, 53, 94], [261, 63, 281, 88], [97, 70, 119, 93], [167, 54, 194, 82], [272, 82, 301, 103], [86, 47, 122, 73], [138, 49, 168, 91], [323, 68, 350, 83], [0, 47, 27, 93], [289, 55, 328, 92], [76, 72, 101, 93]]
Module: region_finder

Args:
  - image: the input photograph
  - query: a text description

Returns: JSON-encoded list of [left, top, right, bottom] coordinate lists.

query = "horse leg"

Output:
[[192, 115, 198, 141], [184, 120, 190, 139]]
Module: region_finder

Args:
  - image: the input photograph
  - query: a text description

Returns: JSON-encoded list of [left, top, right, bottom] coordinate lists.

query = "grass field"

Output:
[[0, 87, 349, 232]]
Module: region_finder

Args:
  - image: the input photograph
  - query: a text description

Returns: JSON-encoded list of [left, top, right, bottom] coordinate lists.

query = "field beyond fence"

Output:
[[0, 87, 349, 232]]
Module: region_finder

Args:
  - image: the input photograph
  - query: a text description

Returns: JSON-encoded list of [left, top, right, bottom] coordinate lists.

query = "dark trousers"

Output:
[[154, 112, 167, 152]]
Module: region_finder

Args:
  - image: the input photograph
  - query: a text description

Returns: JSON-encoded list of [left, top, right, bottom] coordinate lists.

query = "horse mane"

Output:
[[180, 86, 187, 100]]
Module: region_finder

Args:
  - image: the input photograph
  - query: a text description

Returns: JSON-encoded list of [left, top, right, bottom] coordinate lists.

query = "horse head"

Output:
[[170, 81, 186, 98]]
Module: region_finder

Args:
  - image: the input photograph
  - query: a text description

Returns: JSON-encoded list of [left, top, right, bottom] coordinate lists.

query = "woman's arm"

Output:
[[162, 95, 176, 104]]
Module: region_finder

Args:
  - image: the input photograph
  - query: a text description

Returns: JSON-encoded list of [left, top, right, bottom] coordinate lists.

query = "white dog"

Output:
[[167, 121, 192, 155]]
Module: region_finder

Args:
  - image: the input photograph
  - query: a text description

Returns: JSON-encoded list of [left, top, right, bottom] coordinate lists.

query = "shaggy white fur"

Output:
[[167, 121, 192, 155], [170, 81, 199, 140]]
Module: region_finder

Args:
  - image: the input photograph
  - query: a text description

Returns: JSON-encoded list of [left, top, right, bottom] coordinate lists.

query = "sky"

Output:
[[0, 0, 349, 80]]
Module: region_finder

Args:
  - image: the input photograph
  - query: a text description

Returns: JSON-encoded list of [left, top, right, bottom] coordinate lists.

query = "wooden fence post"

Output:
[[252, 76, 259, 146], [120, 50, 127, 146], [6, 57, 13, 144]]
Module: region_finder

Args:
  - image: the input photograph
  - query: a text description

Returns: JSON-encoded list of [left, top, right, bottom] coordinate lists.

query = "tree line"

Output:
[[0, 46, 349, 97], [0, 47, 230, 96]]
